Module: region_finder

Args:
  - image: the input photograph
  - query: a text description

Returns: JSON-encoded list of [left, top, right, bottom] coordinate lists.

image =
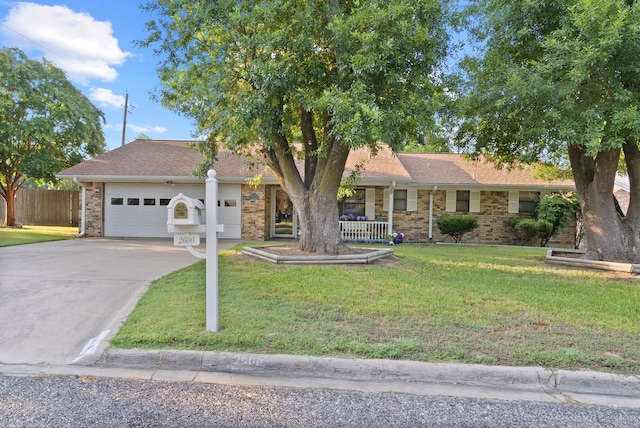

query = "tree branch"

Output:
[[301, 108, 318, 188]]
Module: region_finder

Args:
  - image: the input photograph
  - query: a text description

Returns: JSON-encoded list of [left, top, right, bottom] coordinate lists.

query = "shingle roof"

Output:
[[397, 153, 575, 187], [344, 144, 411, 181], [57, 139, 411, 182], [57, 139, 574, 189], [57, 139, 203, 178]]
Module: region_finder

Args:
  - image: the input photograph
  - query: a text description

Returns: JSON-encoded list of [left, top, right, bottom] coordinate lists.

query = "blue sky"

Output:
[[0, 1, 196, 150]]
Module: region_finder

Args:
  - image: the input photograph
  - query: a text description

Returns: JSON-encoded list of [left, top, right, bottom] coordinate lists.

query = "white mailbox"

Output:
[[167, 193, 205, 227]]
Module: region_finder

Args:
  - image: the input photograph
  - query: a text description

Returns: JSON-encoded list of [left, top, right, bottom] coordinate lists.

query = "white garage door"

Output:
[[104, 183, 241, 239]]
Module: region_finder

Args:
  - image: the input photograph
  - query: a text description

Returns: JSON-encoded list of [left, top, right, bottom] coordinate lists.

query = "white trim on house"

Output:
[[445, 190, 457, 212], [365, 188, 376, 219], [470, 190, 480, 213], [407, 189, 418, 212]]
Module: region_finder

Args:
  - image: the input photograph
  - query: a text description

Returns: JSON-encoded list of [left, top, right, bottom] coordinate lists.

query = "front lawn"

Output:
[[0, 225, 77, 247], [110, 244, 640, 375]]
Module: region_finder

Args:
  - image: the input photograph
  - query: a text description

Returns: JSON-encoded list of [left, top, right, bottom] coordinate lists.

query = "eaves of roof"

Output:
[[54, 174, 204, 184]]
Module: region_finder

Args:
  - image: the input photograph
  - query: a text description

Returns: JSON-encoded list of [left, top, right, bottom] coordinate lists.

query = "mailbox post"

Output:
[[167, 169, 222, 332], [205, 169, 219, 332]]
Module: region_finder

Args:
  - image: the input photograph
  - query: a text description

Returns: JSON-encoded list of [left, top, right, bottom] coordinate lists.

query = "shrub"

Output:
[[514, 219, 538, 240], [507, 218, 554, 247], [536, 192, 580, 239], [437, 215, 479, 243]]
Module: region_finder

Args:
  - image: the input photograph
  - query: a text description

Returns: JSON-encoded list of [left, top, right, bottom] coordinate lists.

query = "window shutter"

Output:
[[365, 188, 376, 219], [445, 190, 456, 212], [383, 188, 389, 211], [470, 190, 480, 213], [508, 191, 519, 213], [407, 189, 418, 211]]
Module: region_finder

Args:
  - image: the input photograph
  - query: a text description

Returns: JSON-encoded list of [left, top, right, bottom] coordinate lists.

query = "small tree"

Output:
[[0, 48, 105, 226], [535, 192, 581, 240], [437, 215, 479, 243], [505, 192, 580, 247]]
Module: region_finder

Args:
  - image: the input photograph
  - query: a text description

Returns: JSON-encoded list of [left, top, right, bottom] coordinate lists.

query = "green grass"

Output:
[[110, 244, 640, 375], [0, 225, 77, 246]]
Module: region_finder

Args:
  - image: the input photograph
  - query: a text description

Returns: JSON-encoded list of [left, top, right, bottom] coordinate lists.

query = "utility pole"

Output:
[[121, 90, 129, 146]]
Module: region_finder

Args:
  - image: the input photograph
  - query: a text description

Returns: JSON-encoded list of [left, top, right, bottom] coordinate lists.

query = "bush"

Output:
[[437, 215, 479, 243], [514, 219, 538, 240], [506, 218, 554, 247]]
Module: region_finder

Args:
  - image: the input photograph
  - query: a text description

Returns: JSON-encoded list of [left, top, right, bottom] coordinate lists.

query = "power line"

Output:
[[0, 22, 75, 67]]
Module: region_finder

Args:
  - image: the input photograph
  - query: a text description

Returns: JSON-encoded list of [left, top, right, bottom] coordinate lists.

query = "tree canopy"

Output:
[[141, 0, 450, 253], [0, 47, 105, 226], [455, 0, 640, 262]]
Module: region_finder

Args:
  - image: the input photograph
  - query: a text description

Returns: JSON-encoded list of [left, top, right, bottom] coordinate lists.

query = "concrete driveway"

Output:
[[0, 238, 238, 366]]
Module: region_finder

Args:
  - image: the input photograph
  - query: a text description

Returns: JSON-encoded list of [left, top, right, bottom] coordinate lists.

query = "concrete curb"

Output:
[[96, 349, 640, 400]]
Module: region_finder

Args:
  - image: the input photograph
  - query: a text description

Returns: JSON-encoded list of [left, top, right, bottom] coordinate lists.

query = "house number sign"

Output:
[[174, 202, 188, 219], [174, 233, 200, 247]]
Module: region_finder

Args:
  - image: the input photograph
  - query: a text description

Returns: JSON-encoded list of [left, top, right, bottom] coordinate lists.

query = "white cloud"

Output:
[[127, 124, 167, 134], [1, 2, 131, 83], [90, 88, 125, 109]]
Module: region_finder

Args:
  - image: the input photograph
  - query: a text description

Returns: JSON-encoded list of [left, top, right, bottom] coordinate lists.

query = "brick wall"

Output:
[[241, 184, 269, 240], [83, 182, 103, 237], [374, 188, 575, 247]]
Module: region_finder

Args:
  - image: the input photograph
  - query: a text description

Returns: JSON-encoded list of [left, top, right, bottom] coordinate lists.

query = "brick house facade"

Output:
[[59, 139, 576, 246]]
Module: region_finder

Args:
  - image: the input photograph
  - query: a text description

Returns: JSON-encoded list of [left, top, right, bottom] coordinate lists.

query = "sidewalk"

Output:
[[2, 349, 639, 408]]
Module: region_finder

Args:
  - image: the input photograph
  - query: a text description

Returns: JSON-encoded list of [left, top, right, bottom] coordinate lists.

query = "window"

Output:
[[393, 189, 407, 211], [144, 198, 156, 206], [127, 198, 140, 206], [224, 199, 237, 207], [159, 199, 171, 206], [340, 189, 366, 217], [519, 192, 539, 213], [456, 190, 470, 212], [111, 198, 123, 206]]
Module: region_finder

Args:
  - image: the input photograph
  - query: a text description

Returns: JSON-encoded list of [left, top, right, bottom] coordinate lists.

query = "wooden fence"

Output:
[[12, 189, 79, 226]]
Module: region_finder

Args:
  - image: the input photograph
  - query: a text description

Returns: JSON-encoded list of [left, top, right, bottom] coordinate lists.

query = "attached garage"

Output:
[[104, 182, 241, 239]]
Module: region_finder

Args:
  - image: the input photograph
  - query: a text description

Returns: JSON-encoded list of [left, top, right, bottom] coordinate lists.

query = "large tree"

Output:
[[0, 48, 105, 226], [455, 0, 640, 262], [141, 0, 450, 254]]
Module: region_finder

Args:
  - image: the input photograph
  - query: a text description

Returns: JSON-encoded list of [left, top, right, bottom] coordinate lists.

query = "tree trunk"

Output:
[[0, 184, 18, 227], [568, 145, 640, 262], [266, 132, 351, 255], [294, 183, 347, 254]]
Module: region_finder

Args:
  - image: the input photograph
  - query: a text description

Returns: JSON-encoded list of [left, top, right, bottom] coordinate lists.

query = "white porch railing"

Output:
[[340, 221, 389, 242]]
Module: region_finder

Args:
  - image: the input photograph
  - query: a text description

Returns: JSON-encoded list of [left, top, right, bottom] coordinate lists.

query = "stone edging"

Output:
[[545, 249, 640, 274], [241, 246, 394, 264]]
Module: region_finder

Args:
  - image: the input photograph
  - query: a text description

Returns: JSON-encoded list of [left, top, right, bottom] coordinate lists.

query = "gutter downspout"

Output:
[[388, 181, 396, 236], [73, 177, 86, 238], [429, 186, 437, 240]]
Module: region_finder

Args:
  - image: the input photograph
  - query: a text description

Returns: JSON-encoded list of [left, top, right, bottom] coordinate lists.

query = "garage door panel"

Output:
[[105, 183, 240, 239]]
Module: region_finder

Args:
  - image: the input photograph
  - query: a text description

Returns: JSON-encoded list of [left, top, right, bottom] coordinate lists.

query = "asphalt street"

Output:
[[2, 375, 639, 428]]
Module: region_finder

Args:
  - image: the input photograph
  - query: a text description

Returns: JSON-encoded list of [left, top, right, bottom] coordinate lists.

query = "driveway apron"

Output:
[[0, 238, 229, 365]]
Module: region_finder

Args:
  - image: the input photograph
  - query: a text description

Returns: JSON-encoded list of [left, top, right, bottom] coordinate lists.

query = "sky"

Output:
[[0, 0, 196, 151]]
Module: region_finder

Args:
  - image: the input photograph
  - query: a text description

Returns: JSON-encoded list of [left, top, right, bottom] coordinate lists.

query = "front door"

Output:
[[271, 188, 296, 238]]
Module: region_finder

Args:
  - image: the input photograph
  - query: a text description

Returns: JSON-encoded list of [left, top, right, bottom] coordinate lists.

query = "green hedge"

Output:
[[437, 215, 479, 243]]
